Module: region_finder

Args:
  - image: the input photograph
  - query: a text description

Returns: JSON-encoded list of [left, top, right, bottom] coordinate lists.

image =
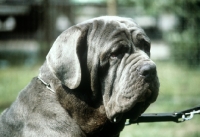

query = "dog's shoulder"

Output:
[[0, 77, 85, 137]]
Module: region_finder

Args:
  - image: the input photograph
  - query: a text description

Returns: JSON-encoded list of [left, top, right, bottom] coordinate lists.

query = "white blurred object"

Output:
[[151, 41, 170, 60], [0, 16, 16, 31], [56, 15, 70, 32], [158, 14, 178, 31], [134, 16, 157, 28], [4, 16, 16, 31]]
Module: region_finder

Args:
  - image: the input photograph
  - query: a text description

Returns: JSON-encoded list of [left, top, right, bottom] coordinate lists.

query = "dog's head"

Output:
[[46, 16, 159, 123]]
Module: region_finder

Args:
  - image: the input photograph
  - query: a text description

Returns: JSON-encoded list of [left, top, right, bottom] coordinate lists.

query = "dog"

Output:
[[0, 16, 159, 137]]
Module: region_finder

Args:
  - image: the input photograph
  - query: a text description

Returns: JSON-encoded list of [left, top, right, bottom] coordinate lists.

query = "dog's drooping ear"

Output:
[[47, 26, 84, 89]]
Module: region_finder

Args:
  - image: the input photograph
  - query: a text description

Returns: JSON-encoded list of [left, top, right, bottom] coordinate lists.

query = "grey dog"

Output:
[[0, 16, 159, 137]]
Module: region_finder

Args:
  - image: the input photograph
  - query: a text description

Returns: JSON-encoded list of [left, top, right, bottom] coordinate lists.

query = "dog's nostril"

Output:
[[139, 64, 156, 80]]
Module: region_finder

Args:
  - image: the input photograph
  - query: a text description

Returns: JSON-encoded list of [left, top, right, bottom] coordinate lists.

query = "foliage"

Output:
[[0, 65, 40, 112], [119, 0, 200, 67], [166, 29, 200, 67], [165, 1, 200, 67], [163, 1, 199, 67]]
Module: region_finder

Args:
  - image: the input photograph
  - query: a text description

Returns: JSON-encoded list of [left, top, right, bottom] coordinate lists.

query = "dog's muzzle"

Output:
[[105, 54, 159, 123]]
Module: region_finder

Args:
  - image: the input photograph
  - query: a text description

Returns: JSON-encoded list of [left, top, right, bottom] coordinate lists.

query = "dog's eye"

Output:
[[110, 47, 128, 60], [110, 54, 118, 60]]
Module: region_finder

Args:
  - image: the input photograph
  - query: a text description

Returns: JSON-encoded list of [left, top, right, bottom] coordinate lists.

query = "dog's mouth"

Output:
[[124, 101, 150, 120], [109, 88, 156, 123], [110, 101, 150, 123]]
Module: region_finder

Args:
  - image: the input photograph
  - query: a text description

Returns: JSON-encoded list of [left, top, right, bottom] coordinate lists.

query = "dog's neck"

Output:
[[38, 62, 125, 136], [56, 83, 126, 136], [38, 62, 61, 91]]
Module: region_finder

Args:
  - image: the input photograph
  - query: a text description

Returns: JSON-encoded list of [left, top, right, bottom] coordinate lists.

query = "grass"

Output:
[[0, 61, 200, 137], [0, 64, 41, 112]]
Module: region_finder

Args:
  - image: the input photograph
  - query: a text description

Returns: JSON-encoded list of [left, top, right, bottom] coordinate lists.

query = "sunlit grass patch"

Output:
[[0, 65, 40, 110]]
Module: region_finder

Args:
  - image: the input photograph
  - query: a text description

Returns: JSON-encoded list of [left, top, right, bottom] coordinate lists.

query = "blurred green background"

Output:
[[0, 0, 200, 137]]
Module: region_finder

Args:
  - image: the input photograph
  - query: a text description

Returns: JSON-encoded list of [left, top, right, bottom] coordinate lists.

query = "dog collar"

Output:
[[37, 77, 55, 93]]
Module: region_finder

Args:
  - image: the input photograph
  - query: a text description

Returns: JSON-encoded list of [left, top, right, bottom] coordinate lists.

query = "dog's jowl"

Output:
[[0, 16, 159, 137]]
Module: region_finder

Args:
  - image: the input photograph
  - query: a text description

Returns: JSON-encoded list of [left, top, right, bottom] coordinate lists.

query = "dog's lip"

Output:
[[110, 101, 150, 123], [126, 88, 153, 120], [122, 101, 151, 122], [109, 88, 155, 123]]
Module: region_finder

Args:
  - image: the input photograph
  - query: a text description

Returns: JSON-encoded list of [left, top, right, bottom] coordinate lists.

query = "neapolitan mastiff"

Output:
[[0, 16, 159, 137]]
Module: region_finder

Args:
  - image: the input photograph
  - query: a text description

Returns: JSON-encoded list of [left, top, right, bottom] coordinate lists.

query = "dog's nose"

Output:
[[139, 63, 156, 81]]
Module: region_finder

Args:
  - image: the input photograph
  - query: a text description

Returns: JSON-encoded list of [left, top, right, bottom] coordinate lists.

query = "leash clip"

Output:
[[180, 110, 200, 122]]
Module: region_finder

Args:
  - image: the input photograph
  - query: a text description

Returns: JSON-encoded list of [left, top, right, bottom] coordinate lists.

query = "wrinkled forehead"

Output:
[[76, 16, 150, 57], [79, 16, 138, 27], [79, 16, 140, 33], [93, 16, 138, 27], [78, 16, 144, 44]]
